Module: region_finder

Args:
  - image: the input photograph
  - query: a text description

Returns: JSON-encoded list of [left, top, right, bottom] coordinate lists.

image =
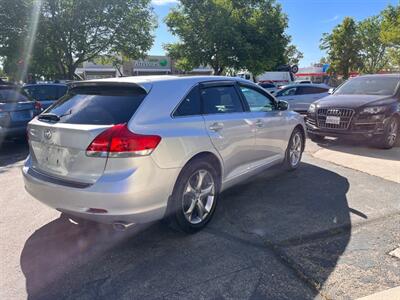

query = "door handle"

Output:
[[209, 122, 224, 132], [255, 119, 264, 128]]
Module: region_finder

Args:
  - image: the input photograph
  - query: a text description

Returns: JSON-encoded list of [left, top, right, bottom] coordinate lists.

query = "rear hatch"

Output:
[[0, 86, 35, 127], [28, 83, 147, 184]]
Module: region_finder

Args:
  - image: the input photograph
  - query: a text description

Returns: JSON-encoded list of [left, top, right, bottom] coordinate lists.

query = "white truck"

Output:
[[236, 71, 295, 87]]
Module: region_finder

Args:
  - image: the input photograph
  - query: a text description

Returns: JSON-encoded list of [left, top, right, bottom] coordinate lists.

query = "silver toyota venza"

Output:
[[23, 76, 306, 233]]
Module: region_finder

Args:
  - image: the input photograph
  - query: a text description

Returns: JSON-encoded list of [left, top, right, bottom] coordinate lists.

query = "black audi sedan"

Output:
[[305, 74, 400, 149]]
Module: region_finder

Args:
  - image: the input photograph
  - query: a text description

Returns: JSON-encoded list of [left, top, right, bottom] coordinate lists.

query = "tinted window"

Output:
[[297, 86, 329, 95], [335, 76, 400, 96], [259, 83, 275, 89], [0, 87, 31, 102], [44, 86, 146, 125], [174, 86, 201, 117], [24, 85, 59, 101], [57, 86, 68, 98], [277, 87, 297, 97], [239, 86, 275, 112], [201, 86, 243, 114]]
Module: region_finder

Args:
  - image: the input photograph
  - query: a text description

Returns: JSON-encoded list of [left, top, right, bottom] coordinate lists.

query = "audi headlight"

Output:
[[308, 103, 316, 113], [360, 106, 387, 115]]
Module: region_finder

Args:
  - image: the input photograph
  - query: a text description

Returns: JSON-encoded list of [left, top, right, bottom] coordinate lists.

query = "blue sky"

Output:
[[150, 0, 398, 67]]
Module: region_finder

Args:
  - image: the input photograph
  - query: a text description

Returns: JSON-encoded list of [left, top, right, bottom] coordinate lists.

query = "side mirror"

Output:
[[277, 100, 288, 111], [328, 88, 335, 94]]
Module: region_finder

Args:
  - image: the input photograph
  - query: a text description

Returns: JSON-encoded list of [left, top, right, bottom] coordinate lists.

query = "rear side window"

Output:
[[174, 86, 201, 117], [277, 87, 297, 97], [297, 86, 328, 95], [44, 86, 146, 125], [201, 86, 243, 114]]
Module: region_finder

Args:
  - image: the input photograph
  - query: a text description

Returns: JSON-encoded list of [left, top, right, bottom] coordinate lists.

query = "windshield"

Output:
[[334, 76, 400, 96], [0, 87, 31, 103]]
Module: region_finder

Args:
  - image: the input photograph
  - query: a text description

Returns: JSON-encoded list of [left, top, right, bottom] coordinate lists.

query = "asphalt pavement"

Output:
[[0, 138, 399, 300]]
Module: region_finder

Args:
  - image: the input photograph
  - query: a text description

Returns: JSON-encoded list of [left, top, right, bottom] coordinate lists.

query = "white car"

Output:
[[275, 84, 330, 114]]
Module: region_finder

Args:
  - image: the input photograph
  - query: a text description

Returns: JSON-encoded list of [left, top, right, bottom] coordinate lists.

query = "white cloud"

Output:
[[152, 0, 178, 5], [323, 15, 340, 23]]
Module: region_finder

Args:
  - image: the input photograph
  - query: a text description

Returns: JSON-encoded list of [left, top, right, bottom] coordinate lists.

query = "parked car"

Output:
[[0, 85, 40, 140], [275, 84, 330, 114], [258, 81, 278, 94], [23, 76, 306, 233], [23, 83, 68, 110], [306, 74, 400, 149]]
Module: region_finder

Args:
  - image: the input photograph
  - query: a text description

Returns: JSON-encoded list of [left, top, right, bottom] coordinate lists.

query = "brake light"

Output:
[[86, 124, 161, 158], [34, 101, 42, 111]]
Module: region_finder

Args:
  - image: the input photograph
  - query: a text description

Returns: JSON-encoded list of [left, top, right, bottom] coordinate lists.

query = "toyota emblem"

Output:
[[44, 129, 52, 140]]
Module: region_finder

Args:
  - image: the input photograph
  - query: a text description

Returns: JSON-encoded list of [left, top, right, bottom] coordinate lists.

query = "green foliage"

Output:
[[284, 44, 303, 66], [320, 17, 362, 79], [358, 16, 387, 74], [380, 4, 400, 68], [0, 0, 156, 80], [165, 0, 290, 75]]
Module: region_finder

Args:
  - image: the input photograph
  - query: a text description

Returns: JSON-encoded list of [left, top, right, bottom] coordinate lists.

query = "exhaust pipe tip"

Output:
[[113, 222, 135, 231]]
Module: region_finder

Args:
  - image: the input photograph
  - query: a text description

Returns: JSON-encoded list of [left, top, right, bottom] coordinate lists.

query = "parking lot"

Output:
[[1, 138, 399, 300]]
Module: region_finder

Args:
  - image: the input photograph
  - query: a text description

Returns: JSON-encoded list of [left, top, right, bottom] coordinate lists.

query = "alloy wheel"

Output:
[[289, 132, 303, 167], [387, 118, 398, 146], [182, 170, 215, 224]]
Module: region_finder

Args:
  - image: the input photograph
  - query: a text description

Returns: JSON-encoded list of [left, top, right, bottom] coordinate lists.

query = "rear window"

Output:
[[44, 86, 147, 125], [0, 88, 31, 102], [24, 85, 67, 101]]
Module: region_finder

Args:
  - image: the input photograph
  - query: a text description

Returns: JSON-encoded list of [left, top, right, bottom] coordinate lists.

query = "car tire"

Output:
[[168, 159, 220, 233], [308, 133, 325, 143], [375, 116, 399, 149], [283, 128, 304, 171]]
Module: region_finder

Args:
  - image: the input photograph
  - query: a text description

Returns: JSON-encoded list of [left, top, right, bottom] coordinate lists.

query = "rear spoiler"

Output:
[[67, 81, 151, 94]]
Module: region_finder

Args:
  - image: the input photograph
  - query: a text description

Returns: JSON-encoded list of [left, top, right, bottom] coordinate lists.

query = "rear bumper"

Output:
[[22, 157, 181, 225]]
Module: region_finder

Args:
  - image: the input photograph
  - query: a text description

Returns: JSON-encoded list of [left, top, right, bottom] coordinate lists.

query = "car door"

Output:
[[293, 86, 329, 112], [238, 84, 289, 162], [200, 82, 257, 180]]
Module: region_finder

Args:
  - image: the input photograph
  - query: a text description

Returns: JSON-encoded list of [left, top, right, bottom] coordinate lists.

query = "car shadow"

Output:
[[314, 136, 400, 161], [0, 139, 29, 168], [20, 162, 351, 299]]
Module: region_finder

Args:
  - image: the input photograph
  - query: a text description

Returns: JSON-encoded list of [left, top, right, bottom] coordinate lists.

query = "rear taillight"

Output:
[[34, 101, 42, 111], [86, 124, 161, 158]]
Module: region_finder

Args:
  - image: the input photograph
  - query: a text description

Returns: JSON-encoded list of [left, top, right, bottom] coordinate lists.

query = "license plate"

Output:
[[326, 116, 341, 125], [11, 110, 33, 121]]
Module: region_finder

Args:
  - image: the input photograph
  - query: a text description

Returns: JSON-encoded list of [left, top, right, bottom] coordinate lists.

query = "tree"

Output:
[[380, 4, 400, 68], [284, 44, 303, 66], [0, 0, 33, 80], [320, 17, 362, 79], [0, 0, 156, 80], [358, 16, 387, 74], [165, 0, 289, 75]]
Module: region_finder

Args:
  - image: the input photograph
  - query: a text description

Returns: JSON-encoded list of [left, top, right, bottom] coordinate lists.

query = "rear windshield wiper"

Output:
[[38, 113, 60, 122]]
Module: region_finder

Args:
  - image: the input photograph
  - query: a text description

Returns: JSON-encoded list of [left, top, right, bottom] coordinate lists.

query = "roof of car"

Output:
[[70, 75, 252, 93], [24, 83, 67, 87], [83, 75, 248, 85], [280, 83, 330, 89], [358, 73, 400, 78]]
